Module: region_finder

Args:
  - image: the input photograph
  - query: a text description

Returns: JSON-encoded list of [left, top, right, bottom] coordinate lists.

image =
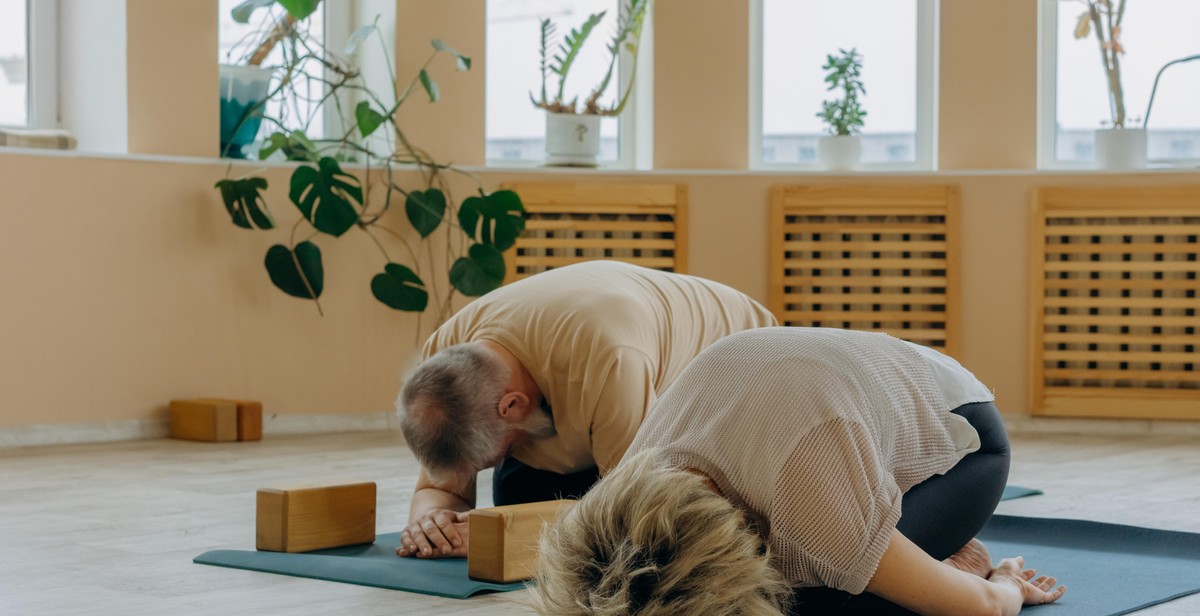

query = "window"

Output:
[[486, 0, 644, 167], [1040, 0, 1200, 167], [1, 0, 55, 128], [218, 0, 331, 142], [752, 0, 937, 170]]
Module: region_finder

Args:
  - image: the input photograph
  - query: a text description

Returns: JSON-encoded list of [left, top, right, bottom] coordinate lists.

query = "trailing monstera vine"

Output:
[[215, 0, 525, 330]]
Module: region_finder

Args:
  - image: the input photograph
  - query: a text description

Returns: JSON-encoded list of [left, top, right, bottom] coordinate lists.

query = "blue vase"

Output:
[[219, 64, 273, 159]]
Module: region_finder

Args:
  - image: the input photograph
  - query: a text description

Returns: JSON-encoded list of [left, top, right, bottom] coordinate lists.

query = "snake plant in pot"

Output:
[[816, 47, 866, 171], [530, 0, 650, 166], [214, 3, 525, 340]]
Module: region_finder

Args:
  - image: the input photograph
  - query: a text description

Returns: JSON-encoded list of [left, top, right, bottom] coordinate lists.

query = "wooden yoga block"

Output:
[[468, 499, 576, 583], [256, 481, 377, 553], [198, 398, 262, 441], [168, 399, 237, 442]]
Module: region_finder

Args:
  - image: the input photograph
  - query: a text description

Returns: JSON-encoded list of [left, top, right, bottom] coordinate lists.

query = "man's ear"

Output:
[[497, 391, 530, 420]]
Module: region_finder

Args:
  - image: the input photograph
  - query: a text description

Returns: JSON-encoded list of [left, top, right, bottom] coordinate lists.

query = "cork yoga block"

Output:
[[198, 398, 262, 441], [168, 399, 238, 442], [468, 499, 576, 583], [256, 481, 377, 553]]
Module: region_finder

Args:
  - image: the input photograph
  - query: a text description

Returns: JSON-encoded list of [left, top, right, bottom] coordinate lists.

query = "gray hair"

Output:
[[530, 449, 792, 616], [397, 343, 512, 478]]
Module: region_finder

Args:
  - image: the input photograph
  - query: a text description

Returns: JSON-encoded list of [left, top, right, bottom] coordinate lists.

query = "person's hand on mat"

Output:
[[397, 508, 470, 558], [988, 556, 1067, 609]]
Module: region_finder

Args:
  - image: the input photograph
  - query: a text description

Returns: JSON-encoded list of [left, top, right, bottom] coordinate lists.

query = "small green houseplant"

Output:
[[816, 47, 866, 171], [215, 2, 525, 339], [529, 0, 650, 166]]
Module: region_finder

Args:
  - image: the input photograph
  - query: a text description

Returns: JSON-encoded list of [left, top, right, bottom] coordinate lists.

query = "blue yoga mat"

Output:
[[194, 532, 522, 599], [1001, 485, 1043, 501], [979, 515, 1200, 615]]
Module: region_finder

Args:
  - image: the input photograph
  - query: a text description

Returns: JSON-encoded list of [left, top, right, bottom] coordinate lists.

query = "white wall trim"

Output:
[[0, 412, 400, 449], [1003, 414, 1200, 439]]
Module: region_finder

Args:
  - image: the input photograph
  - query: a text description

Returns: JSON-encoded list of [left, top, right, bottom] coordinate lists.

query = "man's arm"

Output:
[[589, 350, 657, 474], [397, 467, 476, 558]]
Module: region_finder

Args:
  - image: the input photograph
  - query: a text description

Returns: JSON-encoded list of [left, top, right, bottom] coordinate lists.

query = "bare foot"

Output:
[[944, 538, 993, 578]]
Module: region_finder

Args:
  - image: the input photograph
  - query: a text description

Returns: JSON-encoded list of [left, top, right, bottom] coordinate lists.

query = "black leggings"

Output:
[[791, 401, 1011, 616], [491, 456, 601, 506]]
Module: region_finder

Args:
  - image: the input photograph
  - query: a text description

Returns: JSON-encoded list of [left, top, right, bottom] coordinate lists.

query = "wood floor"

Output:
[[1, 429, 1198, 615]]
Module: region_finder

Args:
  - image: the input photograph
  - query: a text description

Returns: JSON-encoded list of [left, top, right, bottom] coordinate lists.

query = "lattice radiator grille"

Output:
[[770, 185, 960, 354], [1031, 187, 1200, 420], [500, 183, 688, 282]]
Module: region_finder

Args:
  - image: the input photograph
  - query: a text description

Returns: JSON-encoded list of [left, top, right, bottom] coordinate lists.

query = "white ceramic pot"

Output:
[[1094, 128, 1147, 170], [817, 135, 862, 171], [544, 111, 602, 167]]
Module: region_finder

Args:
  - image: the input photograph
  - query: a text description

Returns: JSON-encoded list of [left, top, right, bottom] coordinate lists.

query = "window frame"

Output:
[[749, 0, 938, 172], [483, 0, 649, 170], [4, 0, 58, 129]]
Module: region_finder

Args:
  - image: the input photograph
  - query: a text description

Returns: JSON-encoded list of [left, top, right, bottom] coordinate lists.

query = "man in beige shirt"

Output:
[[394, 261, 777, 559]]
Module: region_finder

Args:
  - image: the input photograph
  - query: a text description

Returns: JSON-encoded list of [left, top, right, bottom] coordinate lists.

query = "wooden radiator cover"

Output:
[[500, 182, 688, 283], [1030, 186, 1200, 420], [769, 185, 961, 356]]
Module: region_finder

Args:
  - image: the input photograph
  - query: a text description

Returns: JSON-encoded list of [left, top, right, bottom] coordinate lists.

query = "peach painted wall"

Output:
[[0, 1, 1197, 430]]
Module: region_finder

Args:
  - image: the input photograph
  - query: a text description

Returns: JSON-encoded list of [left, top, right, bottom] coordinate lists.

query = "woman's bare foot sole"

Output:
[[944, 538, 992, 578]]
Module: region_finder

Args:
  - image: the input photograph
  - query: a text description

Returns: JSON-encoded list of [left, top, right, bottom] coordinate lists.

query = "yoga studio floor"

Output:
[[1, 430, 1198, 616]]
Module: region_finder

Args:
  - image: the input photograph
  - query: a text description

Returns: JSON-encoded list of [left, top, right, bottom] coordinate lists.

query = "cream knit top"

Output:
[[623, 327, 994, 594]]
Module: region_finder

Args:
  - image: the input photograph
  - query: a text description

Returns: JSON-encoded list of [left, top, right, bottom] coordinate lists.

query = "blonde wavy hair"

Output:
[[529, 449, 792, 615]]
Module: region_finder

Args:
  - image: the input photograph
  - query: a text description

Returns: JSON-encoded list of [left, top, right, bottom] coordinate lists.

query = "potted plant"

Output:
[[219, 0, 320, 158], [816, 47, 866, 171], [1070, 0, 1145, 169], [214, 7, 526, 343], [530, 0, 650, 167]]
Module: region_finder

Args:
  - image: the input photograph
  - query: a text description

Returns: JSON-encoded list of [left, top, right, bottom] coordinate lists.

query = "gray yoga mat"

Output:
[[1001, 485, 1044, 501], [194, 531, 522, 599], [979, 515, 1200, 615]]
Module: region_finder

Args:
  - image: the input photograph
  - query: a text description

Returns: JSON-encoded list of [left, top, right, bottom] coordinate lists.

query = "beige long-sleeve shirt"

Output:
[[422, 261, 778, 474], [625, 327, 993, 594]]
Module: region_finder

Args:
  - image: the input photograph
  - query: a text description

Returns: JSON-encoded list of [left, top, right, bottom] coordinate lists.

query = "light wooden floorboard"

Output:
[[0, 431, 1197, 615]]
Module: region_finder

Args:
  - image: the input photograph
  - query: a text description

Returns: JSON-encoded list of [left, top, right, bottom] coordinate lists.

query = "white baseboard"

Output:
[[1003, 413, 1200, 439], [0, 412, 399, 449]]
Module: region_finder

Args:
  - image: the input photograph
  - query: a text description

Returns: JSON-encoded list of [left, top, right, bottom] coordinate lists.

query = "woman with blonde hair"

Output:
[[532, 327, 1066, 616]]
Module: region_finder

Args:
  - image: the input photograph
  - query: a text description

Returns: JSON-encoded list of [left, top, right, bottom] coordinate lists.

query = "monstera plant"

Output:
[[215, 1, 524, 330]]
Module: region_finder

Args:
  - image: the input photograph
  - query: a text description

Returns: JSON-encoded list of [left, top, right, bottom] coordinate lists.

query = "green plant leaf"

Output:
[[230, 0, 276, 24], [258, 130, 318, 161], [432, 39, 471, 71], [344, 21, 377, 56], [405, 189, 447, 238], [355, 101, 387, 138], [371, 263, 429, 311], [289, 157, 363, 237], [418, 69, 440, 103], [457, 190, 526, 251], [216, 177, 275, 230], [276, 0, 321, 21], [264, 242, 323, 299], [450, 244, 506, 297]]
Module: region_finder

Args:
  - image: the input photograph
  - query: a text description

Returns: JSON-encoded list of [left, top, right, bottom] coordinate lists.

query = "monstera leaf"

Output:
[[371, 263, 429, 311], [215, 177, 274, 230], [457, 190, 525, 251], [450, 244, 506, 297], [289, 157, 363, 237], [406, 189, 447, 238], [264, 242, 324, 300]]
